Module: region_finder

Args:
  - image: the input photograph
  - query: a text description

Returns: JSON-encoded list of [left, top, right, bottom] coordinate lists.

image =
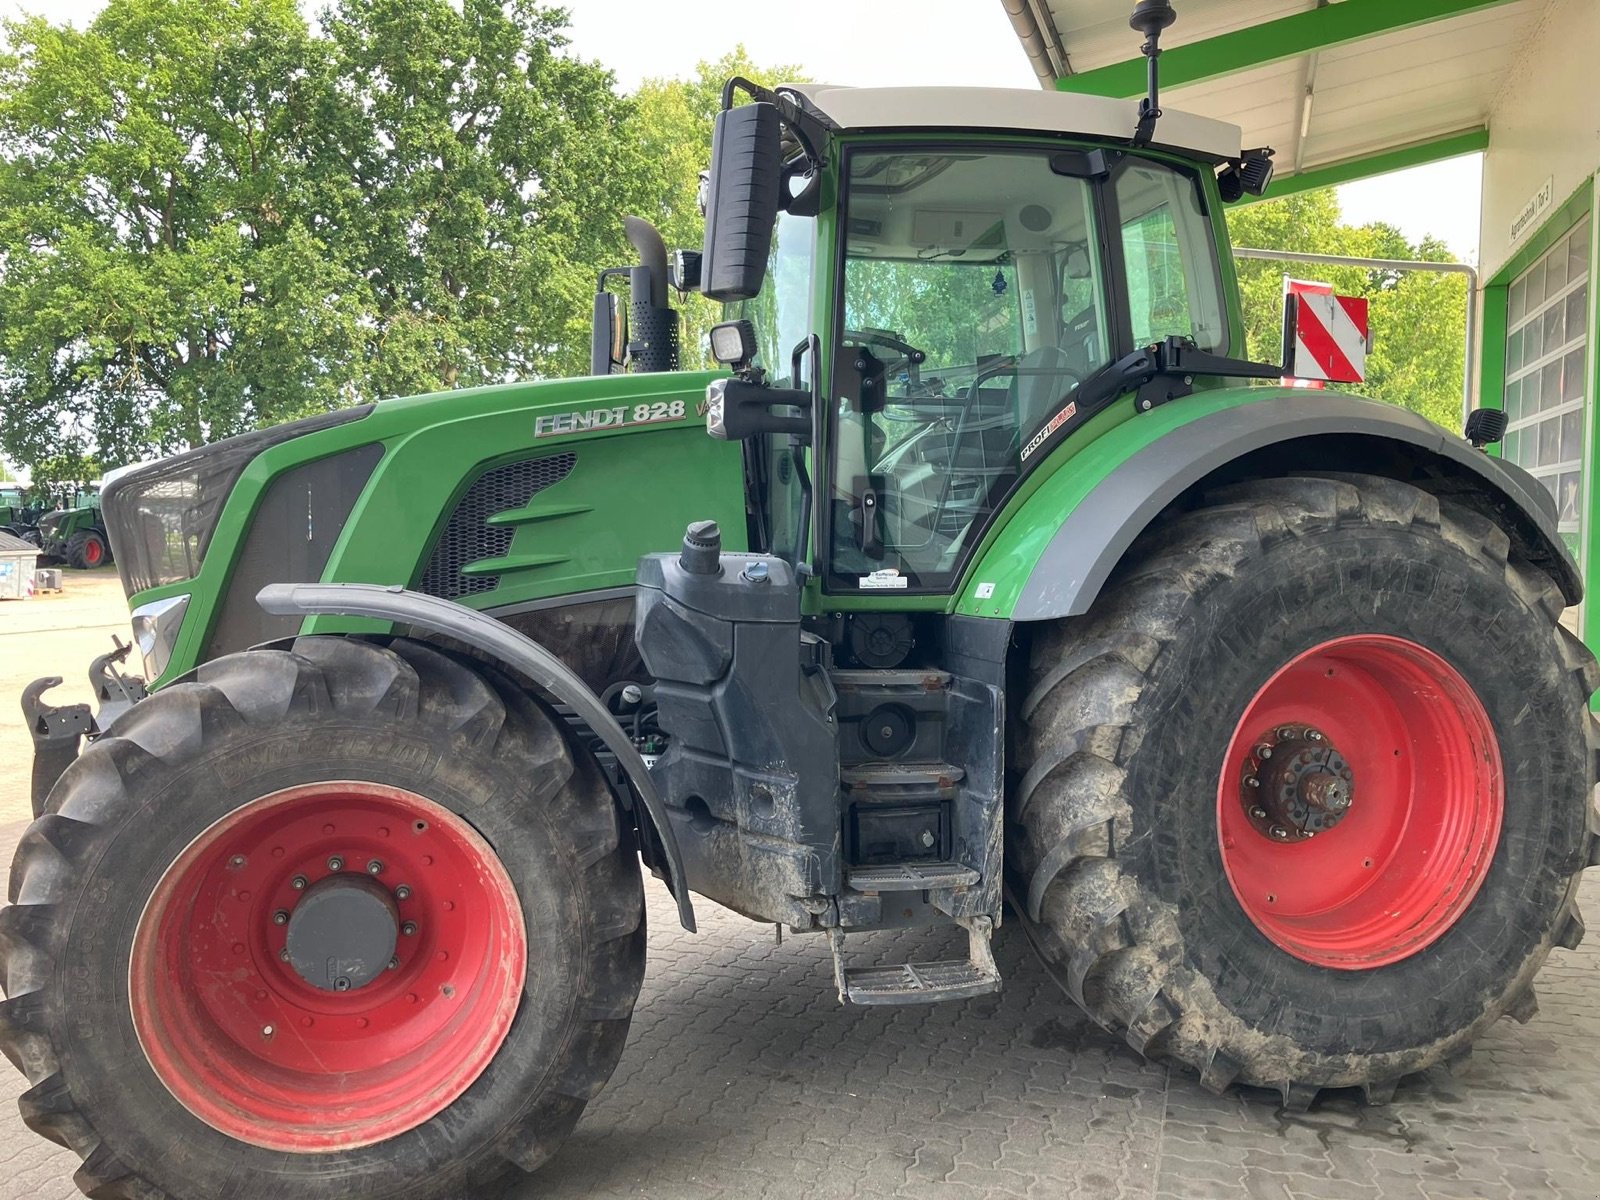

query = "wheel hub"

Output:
[[1241, 724, 1355, 842], [285, 874, 399, 992]]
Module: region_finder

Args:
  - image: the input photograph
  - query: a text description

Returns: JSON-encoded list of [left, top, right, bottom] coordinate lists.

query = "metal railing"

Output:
[[1232, 246, 1480, 423]]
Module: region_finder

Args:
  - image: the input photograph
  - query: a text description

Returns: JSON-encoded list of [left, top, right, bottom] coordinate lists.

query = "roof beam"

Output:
[[1231, 127, 1489, 205], [1056, 0, 1522, 97]]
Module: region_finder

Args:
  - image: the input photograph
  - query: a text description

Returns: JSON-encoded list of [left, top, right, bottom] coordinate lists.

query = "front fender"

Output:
[[967, 392, 1579, 622], [257, 581, 696, 931]]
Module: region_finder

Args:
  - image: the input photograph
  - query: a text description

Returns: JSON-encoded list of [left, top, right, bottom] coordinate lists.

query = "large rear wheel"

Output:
[[1011, 474, 1599, 1104], [64, 528, 109, 569], [0, 636, 645, 1198]]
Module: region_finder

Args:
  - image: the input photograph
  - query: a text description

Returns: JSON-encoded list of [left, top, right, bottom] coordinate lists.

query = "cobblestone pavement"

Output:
[[2, 819, 1596, 1200]]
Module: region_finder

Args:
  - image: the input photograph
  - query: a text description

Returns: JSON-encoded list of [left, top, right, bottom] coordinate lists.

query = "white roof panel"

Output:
[[787, 84, 1242, 160]]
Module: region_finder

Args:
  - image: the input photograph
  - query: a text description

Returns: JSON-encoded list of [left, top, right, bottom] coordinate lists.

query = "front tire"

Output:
[[0, 636, 645, 1199], [64, 529, 109, 569], [1011, 474, 1600, 1104]]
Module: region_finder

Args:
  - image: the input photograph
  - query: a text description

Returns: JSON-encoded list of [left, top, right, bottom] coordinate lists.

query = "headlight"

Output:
[[131, 594, 189, 681]]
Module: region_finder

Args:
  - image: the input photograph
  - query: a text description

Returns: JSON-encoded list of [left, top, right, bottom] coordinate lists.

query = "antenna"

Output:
[[1129, 1, 1177, 147]]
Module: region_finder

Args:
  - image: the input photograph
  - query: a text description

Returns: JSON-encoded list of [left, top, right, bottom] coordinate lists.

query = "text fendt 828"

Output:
[[6, 7, 1596, 1198]]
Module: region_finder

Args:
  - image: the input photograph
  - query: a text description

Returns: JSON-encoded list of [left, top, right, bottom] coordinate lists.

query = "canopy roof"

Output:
[[1004, 0, 1548, 195]]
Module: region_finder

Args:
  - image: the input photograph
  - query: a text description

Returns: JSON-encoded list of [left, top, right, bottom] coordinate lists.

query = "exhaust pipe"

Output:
[[622, 216, 679, 373]]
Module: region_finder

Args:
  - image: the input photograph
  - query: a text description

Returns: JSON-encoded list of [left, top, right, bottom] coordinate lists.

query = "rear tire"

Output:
[[0, 635, 645, 1199], [1011, 474, 1600, 1104], [64, 529, 109, 569]]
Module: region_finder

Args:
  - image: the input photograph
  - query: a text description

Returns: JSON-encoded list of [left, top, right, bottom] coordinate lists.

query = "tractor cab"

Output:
[[653, 78, 1279, 601]]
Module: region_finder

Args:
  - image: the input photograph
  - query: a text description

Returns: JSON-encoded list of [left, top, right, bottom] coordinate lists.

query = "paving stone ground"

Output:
[[3, 850, 1596, 1200], [2, 576, 1598, 1199]]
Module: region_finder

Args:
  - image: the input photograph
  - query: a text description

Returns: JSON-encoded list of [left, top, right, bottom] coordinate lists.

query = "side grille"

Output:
[[418, 452, 576, 599]]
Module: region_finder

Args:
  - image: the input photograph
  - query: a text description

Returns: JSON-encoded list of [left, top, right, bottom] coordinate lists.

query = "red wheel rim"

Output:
[[84, 537, 102, 565], [130, 782, 527, 1151], [1216, 636, 1503, 970]]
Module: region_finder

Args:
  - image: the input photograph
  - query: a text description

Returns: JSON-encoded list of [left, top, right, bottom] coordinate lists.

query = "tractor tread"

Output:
[[1013, 472, 1598, 1110], [0, 635, 645, 1200]]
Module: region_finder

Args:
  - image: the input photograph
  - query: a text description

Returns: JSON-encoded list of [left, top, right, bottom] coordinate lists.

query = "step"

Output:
[[827, 916, 1000, 1006], [829, 669, 951, 694], [841, 762, 965, 791], [842, 960, 1000, 1005], [847, 862, 980, 892]]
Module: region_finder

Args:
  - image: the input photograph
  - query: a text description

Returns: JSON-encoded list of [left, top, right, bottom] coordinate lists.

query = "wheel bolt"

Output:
[[280, 947, 291, 961], [1245, 777, 1260, 789], [1257, 746, 1273, 759], [367, 859, 384, 875], [272, 910, 289, 926], [395, 885, 412, 901], [1250, 806, 1267, 820], [229, 855, 247, 869], [262, 1025, 275, 1038], [1308, 730, 1323, 741], [388, 957, 400, 970], [1270, 825, 1290, 840], [402, 922, 418, 936], [291, 875, 308, 891], [327, 856, 344, 872]]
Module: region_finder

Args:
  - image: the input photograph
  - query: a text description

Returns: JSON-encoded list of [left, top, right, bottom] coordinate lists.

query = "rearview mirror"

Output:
[[700, 101, 784, 302]]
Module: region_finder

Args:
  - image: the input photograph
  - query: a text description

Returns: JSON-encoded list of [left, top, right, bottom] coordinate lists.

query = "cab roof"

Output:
[[784, 84, 1242, 164]]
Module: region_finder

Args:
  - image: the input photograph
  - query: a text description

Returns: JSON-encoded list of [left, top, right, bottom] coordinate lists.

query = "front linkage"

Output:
[[23, 639, 147, 819]]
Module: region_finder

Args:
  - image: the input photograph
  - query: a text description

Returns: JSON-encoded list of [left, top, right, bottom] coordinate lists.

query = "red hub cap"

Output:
[[84, 537, 102, 565], [130, 782, 527, 1151], [1217, 636, 1503, 970]]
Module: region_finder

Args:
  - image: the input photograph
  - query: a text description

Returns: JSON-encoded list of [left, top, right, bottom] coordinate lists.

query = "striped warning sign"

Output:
[[1284, 284, 1370, 384]]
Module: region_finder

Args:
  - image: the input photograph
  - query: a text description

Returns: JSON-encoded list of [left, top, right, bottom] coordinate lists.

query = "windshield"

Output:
[[733, 209, 817, 559], [828, 147, 1114, 591]]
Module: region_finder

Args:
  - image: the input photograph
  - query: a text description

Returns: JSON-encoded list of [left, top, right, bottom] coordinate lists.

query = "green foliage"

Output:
[[0, 0, 635, 484], [1226, 189, 1468, 431]]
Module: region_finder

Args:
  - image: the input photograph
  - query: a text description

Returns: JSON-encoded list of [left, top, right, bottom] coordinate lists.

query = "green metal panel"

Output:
[[140, 370, 747, 684], [1231, 131, 1489, 207], [954, 385, 1268, 618], [1056, 0, 1520, 98]]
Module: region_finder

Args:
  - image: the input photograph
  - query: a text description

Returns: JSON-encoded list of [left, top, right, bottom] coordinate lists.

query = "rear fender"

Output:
[[992, 394, 1579, 622], [256, 582, 696, 931]]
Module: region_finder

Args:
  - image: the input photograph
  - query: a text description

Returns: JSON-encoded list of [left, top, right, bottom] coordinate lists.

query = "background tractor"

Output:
[[33, 484, 113, 569], [4, 5, 1596, 1199], [0, 483, 45, 542]]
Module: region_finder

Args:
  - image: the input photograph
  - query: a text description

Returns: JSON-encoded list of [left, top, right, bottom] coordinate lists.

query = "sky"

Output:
[[6, 0, 1483, 262]]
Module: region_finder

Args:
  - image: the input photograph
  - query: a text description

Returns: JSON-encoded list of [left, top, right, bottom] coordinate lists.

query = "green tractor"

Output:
[[34, 484, 113, 569], [5, 6, 1595, 1198], [0, 482, 52, 545]]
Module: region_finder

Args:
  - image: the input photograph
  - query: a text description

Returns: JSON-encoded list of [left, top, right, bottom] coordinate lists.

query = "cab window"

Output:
[[827, 148, 1109, 591]]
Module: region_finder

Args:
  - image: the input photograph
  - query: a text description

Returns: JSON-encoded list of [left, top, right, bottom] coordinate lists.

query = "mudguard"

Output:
[[256, 581, 697, 931], [1009, 394, 1580, 621]]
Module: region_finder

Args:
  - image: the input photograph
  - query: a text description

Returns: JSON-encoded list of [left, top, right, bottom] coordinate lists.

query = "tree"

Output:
[[1226, 189, 1468, 431], [0, 0, 634, 484]]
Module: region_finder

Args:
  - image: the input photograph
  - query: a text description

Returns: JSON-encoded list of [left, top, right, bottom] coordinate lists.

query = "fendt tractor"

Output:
[[34, 486, 114, 570], [5, 6, 1596, 1198]]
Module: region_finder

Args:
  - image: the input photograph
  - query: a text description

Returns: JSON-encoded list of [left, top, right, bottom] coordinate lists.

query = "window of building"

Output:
[[1502, 213, 1591, 543]]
